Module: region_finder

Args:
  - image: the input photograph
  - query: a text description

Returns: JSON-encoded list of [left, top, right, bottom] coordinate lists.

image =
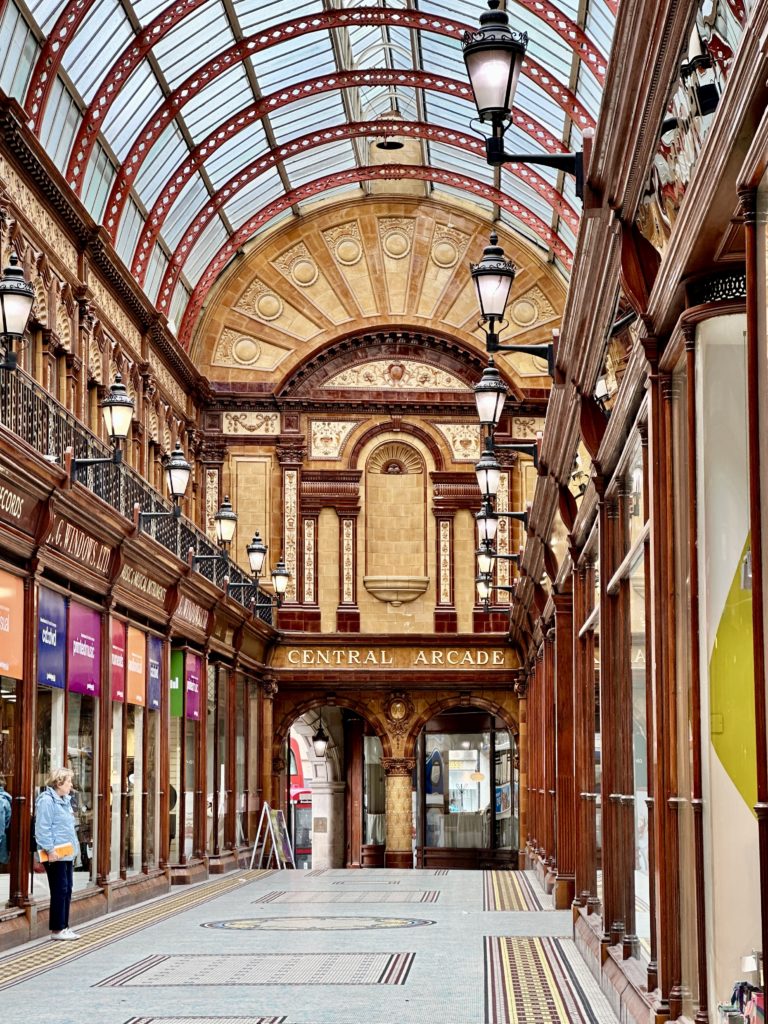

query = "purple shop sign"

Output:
[[185, 652, 201, 721], [147, 635, 162, 711], [38, 587, 67, 689], [68, 602, 101, 697]]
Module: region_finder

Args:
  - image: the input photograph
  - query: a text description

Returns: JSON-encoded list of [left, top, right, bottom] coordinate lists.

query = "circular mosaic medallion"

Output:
[[232, 336, 261, 365], [335, 237, 362, 265], [291, 258, 319, 286], [383, 229, 410, 259], [202, 917, 435, 931]]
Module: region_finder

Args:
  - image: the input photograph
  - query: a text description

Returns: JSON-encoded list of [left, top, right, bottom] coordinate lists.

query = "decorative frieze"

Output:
[[378, 217, 414, 260], [150, 357, 187, 410], [89, 275, 142, 351], [496, 471, 510, 604], [205, 468, 219, 542], [222, 411, 280, 436], [323, 221, 364, 267], [439, 519, 452, 606], [303, 517, 316, 605], [510, 416, 546, 439], [433, 422, 481, 461], [322, 360, 468, 392], [342, 518, 355, 605], [309, 420, 359, 459], [510, 286, 556, 328], [0, 156, 78, 275]]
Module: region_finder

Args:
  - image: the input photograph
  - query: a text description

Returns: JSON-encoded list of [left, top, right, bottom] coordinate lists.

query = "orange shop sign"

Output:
[[0, 570, 24, 680]]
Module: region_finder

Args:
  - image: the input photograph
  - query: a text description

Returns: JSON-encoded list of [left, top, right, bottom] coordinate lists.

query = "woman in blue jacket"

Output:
[[35, 767, 80, 941]]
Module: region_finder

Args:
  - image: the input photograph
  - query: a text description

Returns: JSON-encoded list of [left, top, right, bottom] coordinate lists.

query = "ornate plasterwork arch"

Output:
[[403, 695, 519, 760], [273, 695, 392, 761]]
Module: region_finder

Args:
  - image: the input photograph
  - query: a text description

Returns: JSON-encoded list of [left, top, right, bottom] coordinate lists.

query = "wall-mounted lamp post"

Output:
[[136, 441, 192, 526], [462, 0, 584, 200], [69, 375, 135, 478], [0, 254, 34, 371], [226, 534, 290, 609]]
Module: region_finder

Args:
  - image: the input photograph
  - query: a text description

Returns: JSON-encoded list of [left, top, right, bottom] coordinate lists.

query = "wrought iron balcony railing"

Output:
[[0, 368, 273, 626]]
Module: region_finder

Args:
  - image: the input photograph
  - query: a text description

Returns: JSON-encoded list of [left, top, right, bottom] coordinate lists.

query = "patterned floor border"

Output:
[[485, 936, 602, 1023], [98, 951, 416, 987], [483, 871, 553, 911], [253, 890, 439, 904], [0, 869, 272, 992], [123, 1018, 286, 1024]]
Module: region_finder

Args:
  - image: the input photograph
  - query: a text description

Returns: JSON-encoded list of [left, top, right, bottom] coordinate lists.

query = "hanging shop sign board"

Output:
[[117, 563, 168, 607], [147, 636, 162, 711], [37, 586, 66, 689], [110, 619, 126, 701], [170, 650, 184, 718], [0, 570, 24, 680], [185, 652, 202, 721], [68, 602, 101, 697], [126, 626, 146, 706]]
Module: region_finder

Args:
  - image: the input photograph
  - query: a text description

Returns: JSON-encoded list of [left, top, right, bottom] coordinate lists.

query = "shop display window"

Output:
[[234, 674, 246, 847], [184, 718, 197, 860], [66, 692, 97, 886], [363, 735, 385, 846], [145, 709, 160, 869], [629, 553, 650, 956], [110, 703, 123, 879], [124, 704, 143, 875], [0, 678, 18, 907]]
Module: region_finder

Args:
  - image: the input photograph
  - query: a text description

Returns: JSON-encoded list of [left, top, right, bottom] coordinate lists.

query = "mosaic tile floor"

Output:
[[253, 889, 440, 904], [0, 867, 622, 1024]]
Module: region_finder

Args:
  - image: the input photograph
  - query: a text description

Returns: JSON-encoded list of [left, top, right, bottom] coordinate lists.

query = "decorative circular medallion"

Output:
[[511, 297, 539, 327], [383, 229, 410, 259], [291, 258, 319, 286], [335, 237, 362, 265], [432, 240, 458, 268], [232, 336, 262, 365], [384, 690, 414, 735], [201, 917, 434, 931], [254, 292, 283, 321]]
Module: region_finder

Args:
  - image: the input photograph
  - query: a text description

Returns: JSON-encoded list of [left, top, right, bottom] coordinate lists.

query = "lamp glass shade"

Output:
[[476, 574, 492, 601], [0, 254, 34, 339], [475, 448, 501, 499], [271, 559, 290, 596], [247, 532, 268, 575], [100, 374, 135, 441], [477, 546, 494, 575], [462, 2, 527, 122], [474, 364, 508, 427], [470, 770, 485, 782], [165, 441, 191, 501], [476, 505, 498, 544], [470, 233, 516, 321], [312, 722, 329, 758], [214, 496, 238, 545]]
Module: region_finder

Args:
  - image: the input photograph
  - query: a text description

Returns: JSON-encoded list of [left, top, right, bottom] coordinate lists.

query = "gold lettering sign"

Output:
[[119, 565, 167, 604], [47, 513, 112, 575], [275, 647, 512, 669], [176, 595, 208, 630]]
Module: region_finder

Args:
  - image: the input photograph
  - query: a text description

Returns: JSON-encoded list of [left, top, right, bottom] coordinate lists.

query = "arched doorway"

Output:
[[413, 705, 518, 870], [276, 703, 389, 869]]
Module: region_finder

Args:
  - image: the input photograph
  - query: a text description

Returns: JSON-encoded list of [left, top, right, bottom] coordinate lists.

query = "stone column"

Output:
[[311, 780, 347, 869], [382, 757, 415, 869], [259, 676, 277, 807]]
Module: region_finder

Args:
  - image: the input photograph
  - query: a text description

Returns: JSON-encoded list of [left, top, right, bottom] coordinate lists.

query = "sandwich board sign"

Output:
[[249, 802, 296, 869]]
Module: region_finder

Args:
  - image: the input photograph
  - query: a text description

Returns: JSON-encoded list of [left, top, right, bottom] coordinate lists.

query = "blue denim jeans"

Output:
[[44, 860, 73, 931]]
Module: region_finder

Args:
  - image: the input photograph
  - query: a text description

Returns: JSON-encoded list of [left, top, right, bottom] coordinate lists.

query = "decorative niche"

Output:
[[363, 441, 429, 606]]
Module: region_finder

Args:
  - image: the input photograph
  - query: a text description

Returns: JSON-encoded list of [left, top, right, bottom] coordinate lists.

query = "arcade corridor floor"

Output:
[[0, 869, 620, 1024]]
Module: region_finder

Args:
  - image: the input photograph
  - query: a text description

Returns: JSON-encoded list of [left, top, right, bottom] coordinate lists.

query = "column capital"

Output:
[[260, 675, 278, 699], [382, 757, 415, 777]]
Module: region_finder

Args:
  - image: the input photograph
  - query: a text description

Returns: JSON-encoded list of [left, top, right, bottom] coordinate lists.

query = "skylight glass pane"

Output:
[[0, 3, 39, 104], [222, 170, 285, 229], [421, 33, 465, 79], [153, 1, 235, 90], [183, 65, 252, 145], [557, 218, 577, 253], [297, 183, 365, 214], [423, 92, 478, 133], [168, 280, 191, 334], [39, 76, 82, 171], [101, 63, 164, 161], [268, 91, 347, 144], [133, 122, 190, 210], [204, 122, 269, 190], [500, 167, 556, 225], [144, 243, 170, 305], [433, 182, 493, 214], [183, 215, 228, 287], [162, 173, 210, 250], [430, 141, 494, 186], [232, 0, 322, 36], [282, 139, 356, 189], [576, 64, 603, 121], [81, 142, 116, 221], [499, 207, 549, 251], [132, 0, 174, 27], [26, 0, 67, 35], [586, 0, 616, 56], [252, 35, 336, 93], [62, 0, 134, 104], [115, 197, 145, 266]]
